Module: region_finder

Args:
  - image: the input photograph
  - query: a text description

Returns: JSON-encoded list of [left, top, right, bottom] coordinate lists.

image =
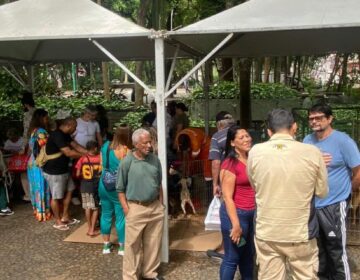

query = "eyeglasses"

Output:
[[308, 115, 326, 122]]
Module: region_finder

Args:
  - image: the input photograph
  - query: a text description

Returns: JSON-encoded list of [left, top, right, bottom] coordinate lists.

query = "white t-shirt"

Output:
[[4, 138, 25, 153], [74, 118, 100, 147]]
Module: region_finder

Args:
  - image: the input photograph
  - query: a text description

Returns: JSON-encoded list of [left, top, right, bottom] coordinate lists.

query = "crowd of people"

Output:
[[0, 89, 359, 280]]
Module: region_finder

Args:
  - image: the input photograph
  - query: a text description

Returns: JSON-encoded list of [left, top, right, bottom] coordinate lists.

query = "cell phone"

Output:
[[237, 237, 246, 247]]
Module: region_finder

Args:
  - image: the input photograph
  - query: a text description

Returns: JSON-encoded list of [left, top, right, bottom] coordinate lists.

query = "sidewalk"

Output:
[[0, 203, 359, 280]]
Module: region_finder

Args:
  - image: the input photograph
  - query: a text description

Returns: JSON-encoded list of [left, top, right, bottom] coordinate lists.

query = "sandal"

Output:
[[53, 224, 69, 231], [61, 218, 80, 225]]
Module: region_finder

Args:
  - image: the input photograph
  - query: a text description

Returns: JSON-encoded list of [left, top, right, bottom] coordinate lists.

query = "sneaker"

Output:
[[206, 249, 224, 260], [102, 243, 112, 254], [71, 197, 81, 206], [0, 207, 14, 216], [118, 244, 125, 256]]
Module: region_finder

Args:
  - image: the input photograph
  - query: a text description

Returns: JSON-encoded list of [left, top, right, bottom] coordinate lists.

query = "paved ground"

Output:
[[1, 202, 360, 280]]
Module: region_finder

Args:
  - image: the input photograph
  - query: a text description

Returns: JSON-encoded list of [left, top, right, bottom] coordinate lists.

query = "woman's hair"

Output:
[[224, 125, 246, 160], [20, 91, 35, 107], [111, 124, 132, 149], [28, 109, 49, 135]]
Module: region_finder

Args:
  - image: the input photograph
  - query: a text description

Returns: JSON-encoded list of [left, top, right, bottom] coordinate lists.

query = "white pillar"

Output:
[[155, 37, 169, 263]]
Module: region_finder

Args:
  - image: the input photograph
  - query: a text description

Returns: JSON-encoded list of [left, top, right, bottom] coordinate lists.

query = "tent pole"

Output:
[[165, 33, 234, 98], [155, 36, 169, 263], [165, 44, 180, 92], [91, 39, 153, 94], [204, 61, 211, 135], [2, 66, 26, 88]]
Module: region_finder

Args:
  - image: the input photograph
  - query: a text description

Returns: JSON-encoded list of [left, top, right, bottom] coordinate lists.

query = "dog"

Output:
[[351, 190, 360, 225], [179, 177, 197, 216]]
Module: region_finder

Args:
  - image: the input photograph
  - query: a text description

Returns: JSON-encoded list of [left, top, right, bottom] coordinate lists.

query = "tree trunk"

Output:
[[274, 57, 281, 83], [263, 57, 271, 83], [239, 58, 252, 129], [326, 54, 341, 91], [134, 0, 151, 107], [254, 58, 263, 83], [219, 58, 234, 81], [337, 54, 349, 92]]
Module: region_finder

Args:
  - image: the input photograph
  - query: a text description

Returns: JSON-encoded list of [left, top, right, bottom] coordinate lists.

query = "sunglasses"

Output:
[[308, 115, 326, 122]]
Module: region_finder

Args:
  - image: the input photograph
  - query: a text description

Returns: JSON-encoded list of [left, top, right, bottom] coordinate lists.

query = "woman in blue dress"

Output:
[[27, 109, 52, 221]]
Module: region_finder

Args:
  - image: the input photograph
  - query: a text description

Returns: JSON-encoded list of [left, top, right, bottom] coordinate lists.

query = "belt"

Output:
[[128, 200, 156, 206]]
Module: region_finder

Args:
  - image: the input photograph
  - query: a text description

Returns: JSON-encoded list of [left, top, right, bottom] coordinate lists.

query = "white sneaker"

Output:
[[71, 197, 81, 205]]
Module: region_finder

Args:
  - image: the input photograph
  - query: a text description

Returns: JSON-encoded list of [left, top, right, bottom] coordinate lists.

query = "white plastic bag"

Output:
[[204, 197, 222, 231]]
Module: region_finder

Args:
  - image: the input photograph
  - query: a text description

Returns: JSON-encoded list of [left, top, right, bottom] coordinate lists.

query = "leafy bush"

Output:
[[190, 81, 298, 100], [113, 107, 149, 130], [0, 93, 134, 121]]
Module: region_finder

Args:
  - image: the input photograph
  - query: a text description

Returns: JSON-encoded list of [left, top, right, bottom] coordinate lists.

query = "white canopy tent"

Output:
[[162, 0, 360, 131], [0, 0, 181, 263]]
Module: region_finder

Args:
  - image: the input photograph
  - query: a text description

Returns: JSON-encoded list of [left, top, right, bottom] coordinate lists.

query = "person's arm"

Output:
[[118, 193, 129, 215], [315, 152, 329, 198], [212, 160, 221, 196], [352, 165, 360, 191], [60, 146, 82, 159], [221, 168, 242, 244], [96, 132, 103, 148], [70, 140, 87, 154]]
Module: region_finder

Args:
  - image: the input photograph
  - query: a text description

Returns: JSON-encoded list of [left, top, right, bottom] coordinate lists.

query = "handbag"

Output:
[[7, 154, 30, 173], [204, 197, 222, 231], [102, 144, 117, 192]]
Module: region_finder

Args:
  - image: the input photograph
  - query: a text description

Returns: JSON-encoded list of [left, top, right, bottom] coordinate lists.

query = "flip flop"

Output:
[[87, 231, 100, 238], [61, 218, 80, 225], [53, 224, 69, 231]]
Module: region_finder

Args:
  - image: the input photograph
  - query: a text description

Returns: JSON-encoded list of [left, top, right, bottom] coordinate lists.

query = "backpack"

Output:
[[35, 145, 62, 167]]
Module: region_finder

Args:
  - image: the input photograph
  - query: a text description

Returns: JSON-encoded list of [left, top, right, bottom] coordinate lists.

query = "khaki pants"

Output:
[[123, 200, 164, 280], [255, 237, 319, 280]]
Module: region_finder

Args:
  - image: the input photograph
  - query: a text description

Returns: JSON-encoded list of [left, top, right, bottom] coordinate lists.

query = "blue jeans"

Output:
[[220, 203, 255, 280]]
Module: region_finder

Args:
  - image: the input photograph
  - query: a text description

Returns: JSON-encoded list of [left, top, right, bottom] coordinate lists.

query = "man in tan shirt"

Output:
[[247, 109, 328, 280]]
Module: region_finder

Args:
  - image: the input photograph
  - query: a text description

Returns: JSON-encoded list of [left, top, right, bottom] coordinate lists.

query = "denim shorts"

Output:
[[43, 172, 75, 200]]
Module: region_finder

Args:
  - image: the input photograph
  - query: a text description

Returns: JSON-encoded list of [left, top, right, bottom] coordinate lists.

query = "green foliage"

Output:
[[0, 70, 23, 97], [190, 118, 216, 128], [113, 107, 149, 130], [0, 93, 133, 121], [190, 82, 298, 100]]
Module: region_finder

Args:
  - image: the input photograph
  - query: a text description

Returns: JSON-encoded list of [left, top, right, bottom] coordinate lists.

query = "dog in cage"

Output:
[[351, 190, 360, 225], [179, 177, 197, 216]]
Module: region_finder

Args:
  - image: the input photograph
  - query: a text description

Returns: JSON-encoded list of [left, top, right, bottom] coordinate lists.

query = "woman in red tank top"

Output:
[[219, 125, 255, 280]]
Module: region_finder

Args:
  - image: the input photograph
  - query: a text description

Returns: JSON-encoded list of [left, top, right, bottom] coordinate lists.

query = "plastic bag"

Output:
[[204, 197, 222, 231]]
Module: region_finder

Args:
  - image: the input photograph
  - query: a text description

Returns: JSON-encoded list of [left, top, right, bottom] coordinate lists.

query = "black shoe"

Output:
[[206, 249, 224, 259]]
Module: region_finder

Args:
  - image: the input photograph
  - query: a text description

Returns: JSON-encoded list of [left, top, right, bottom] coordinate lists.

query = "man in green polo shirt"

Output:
[[117, 128, 164, 280]]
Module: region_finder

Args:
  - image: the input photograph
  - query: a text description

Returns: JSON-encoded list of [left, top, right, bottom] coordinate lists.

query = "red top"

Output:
[[75, 154, 102, 180], [221, 158, 255, 210]]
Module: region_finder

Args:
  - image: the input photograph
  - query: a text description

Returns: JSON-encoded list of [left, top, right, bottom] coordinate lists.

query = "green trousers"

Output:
[[0, 183, 8, 209]]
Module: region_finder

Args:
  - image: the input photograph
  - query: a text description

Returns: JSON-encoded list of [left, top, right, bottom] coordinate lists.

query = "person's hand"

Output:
[[322, 152, 332, 166], [123, 206, 129, 216], [213, 184, 222, 197], [230, 225, 242, 244]]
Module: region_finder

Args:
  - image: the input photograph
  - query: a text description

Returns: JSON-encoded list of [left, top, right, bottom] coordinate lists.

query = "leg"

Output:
[[51, 199, 64, 225], [237, 209, 255, 280], [317, 202, 351, 280], [99, 184, 114, 242], [123, 202, 147, 280], [181, 200, 186, 215], [142, 201, 165, 279], [85, 208, 91, 233], [20, 172, 30, 200], [254, 238, 286, 280], [90, 209, 99, 235], [219, 204, 240, 280], [113, 195, 126, 244], [188, 199, 197, 214], [62, 176, 75, 221]]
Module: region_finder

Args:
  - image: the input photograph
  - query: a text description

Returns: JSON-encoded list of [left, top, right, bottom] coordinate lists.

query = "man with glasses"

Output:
[[304, 103, 360, 280]]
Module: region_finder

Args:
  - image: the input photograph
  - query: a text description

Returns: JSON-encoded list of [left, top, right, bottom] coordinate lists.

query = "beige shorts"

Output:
[[43, 172, 75, 200]]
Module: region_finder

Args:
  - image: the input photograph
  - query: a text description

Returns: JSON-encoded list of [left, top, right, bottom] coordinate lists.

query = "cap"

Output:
[[56, 109, 71, 120], [216, 111, 231, 122]]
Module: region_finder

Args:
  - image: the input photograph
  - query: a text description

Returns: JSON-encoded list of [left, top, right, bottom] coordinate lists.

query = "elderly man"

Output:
[[117, 128, 164, 280], [247, 109, 328, 280], [304, 104, 360, 279]]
